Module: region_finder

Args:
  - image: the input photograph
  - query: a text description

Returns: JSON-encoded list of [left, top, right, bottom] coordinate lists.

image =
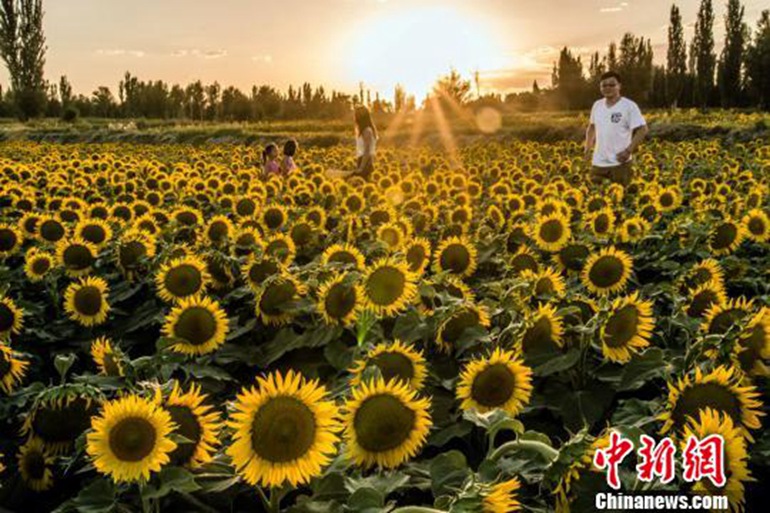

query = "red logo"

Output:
[[682, 434, 726, 488], [593, 431, 635, 490]]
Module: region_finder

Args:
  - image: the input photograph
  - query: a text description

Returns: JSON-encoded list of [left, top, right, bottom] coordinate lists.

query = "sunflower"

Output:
[[0, 223, 23, 258], [74, 218, 113, 249], [226, 370, 339, 487], [321, 243, 366, 271], [587, 208, 615, 238], [56, 237, 98, 277], [204, 214, 234, 247], [741, 208, 769, 243], [117, 229, 156, 275], [263, 233, 297, 265], [733, 309, 770, 377], [160, 381, 221, 468], [91, 336, 124, 377], [362, 258, 418, 317], [24, 249, 54, 282], [482, 478, 522, 513], [403, 237, 432, 274], [376, 222, 405, 251], [0, 295, 24, 340], [617, 216, 650, 243], [36, 215, 67, 243], [86, 394, 177, 483], [686, 280, 727, 318], [242, 255, 283, 292], [509, 246, 540, 275], [162, 295, 229, 356], [519, 304, 564, 360], [457, 347, 533, 416], [554, 242, 591, 274], [658, 365, 763, 439], [18, 438, 54, 492], [655, 187, 681, 212], [342, 377, 432, 469], [317, 273, 362, 326], [156, 255, 211, 303], [256, 273, 308, 326], [681, 408, 753, 512], [0, 343, 29, 394], [63, 276, 110, 327], [702, 297, 755, 336], [261, 204, 289, 231], [233, 226, 263, 257], [521, 267, 566, 300], [683, 258, 725, 292], [530, 212, 571, 252], [600, 292, 654, 363], [581, 247, 633, 296], [436, 303, 492, 353], [709, 219, 745, 256], [432, 236, 478, 278], [349, 340, 428, 391]]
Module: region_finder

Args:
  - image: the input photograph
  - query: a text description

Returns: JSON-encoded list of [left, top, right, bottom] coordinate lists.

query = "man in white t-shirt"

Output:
[[584, 71, 649, 187]]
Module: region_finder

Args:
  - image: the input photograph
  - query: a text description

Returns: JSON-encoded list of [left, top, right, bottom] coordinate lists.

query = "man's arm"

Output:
[[584, 123, 596, 160], [617, 124, 648, 162]]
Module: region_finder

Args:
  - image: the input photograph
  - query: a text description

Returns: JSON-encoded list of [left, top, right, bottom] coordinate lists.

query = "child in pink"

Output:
[[280, 139, 298, 175], [263, 143, 280, 176]]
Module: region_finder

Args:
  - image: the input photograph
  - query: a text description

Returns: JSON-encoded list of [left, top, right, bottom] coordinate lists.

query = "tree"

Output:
[[666, 4, 688, 107], [394, 83, 406, 112], [614, 33, 654, 104], [432, 67, 472, 106], [204, 82, 220, 121], [0, 0, 47, 120], [58, 75, 72, 107], [717, 0, 748, 107], [745, 10, 770, 109], [691, 0, 716, 107], [552, 47, 586, 110], [92, 86, 116, 117]]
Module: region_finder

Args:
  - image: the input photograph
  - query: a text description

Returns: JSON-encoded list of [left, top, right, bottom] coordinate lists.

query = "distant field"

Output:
[[0, 109, 767, 146]]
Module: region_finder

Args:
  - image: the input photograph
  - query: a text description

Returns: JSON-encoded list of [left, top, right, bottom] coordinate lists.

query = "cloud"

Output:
[[95, 49, 145, 57], [600, 7, 623, 13], [251, 54, 273, 64], [170, 48, 228, 59]]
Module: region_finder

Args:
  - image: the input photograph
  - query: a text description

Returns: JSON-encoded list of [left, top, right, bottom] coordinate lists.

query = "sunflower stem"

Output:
[[489, 439, 559, 462], [256, 487, 270, 511], [268, 486, 288, 513]]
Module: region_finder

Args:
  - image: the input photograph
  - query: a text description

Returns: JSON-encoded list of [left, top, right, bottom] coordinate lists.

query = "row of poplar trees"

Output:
[[551, 0, 770, 110]]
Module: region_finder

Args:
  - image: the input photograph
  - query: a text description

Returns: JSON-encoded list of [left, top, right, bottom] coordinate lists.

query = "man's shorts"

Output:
[[590, 162, 633, 187]]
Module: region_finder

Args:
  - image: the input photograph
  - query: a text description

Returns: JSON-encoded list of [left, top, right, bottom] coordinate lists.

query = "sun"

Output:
[[345, 6, 508, 100]]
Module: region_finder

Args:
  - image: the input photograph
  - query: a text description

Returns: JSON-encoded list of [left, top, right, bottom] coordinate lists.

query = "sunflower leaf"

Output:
[[142, 467, 201, 500]]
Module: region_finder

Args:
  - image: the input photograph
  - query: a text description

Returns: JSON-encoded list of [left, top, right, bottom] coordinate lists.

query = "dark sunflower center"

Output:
[[588, 256, 624, 288], [0, 352, 11, 377], [63, 245, 95, 270], [176, 212, 198, 226], [380, 228, 401, 248], [81, 225, 107, 244], [594, 215, 610, 234], [291, 224, 313, 246], [251, 396, 316, 463], [366, 266, 406, 306], [23, 450, 47, 480], [167, 405, 202, 465], [324, 283, 357, 319], [236, 199, 256, 217], [32, 398, 95, 443], [371, 352, 415, 383], [539, 219, 564, 243], [522, 317, 559, 357], [31, 257, 51, 275], [108, 417, 157, 462], [354, 394, 415, 452], [40, 219, 64, 242], [534, 277, 556, 295], [737, 323, 768, 373], [747, 217, 765, 236], [103, 352, 121, 376], [248, 260, 280, 286], [711, 224, 738, 250], [0, 304, 15, 332], [0, 229, 17, 251], [173, 307, 217, 346], [406, 246, 427, 272], [671, 383, 743, 432], [708, 308, 749, 335], [165, 265, 203, 297], [441, 310, 482, 345], [471, 363, 516, 407], [439, 244, 471, 274], [260, 281, 296, 315], [265, 240, 290, 261], [660, 193, 674, 207], [511, 254, 538, 274], [119, 241, 147, 268], [74, 286, 103, 316], [328, 251, 358, 266], [687, 290, 720, 318], [23, 217, 38, 233], [559, 244, 589, 272], [603, 305, 640, 348], [263, 209, 285, 230], [208, 221, 229, 242]]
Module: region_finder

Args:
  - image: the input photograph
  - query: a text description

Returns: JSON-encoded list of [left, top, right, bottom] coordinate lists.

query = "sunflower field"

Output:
[[0, 137, 768, 512]]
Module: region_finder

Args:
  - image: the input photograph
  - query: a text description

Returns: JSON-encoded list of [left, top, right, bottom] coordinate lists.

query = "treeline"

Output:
[[506, 1, 770, 111]]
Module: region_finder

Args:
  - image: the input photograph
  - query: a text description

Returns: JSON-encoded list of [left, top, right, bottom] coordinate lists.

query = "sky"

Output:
[[2, 0, 767, 100]]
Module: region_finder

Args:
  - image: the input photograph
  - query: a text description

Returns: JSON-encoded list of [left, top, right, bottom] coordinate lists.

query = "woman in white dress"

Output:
[[353, 106, 377, 179]]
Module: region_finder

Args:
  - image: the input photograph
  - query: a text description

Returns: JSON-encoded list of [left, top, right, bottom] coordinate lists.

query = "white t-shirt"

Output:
[[589, 97, 646, 167]]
